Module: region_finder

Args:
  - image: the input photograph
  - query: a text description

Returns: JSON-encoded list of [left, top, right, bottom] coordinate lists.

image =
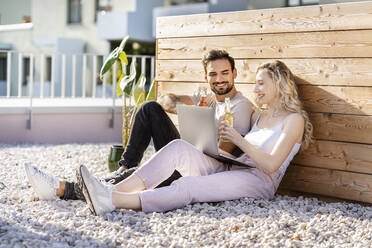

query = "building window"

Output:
[[286, 0, 318, 7], [165, 0, 208, 5], [95, 0, 112, 22], [0, 54, 6, 81], [46, 56, 52, 82], [23, 57, 30, 86], [68, 0, 82, 24]]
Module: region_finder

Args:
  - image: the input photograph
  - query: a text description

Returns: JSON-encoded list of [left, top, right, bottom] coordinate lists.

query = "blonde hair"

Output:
[[256, 60, 313, 151]]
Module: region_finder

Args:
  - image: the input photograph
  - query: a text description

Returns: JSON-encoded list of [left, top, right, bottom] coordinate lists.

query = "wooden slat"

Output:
[[300, 86, 372, 116], [157, 30, 372, 59], [279, 165, 372, 203], [158, 81, 209, 95], [310, 113, 372, 144], [158, 82, 372, 115], [157, 1, 372, 38], [157, 58, 372, 86], [294, 140, 372, 174]]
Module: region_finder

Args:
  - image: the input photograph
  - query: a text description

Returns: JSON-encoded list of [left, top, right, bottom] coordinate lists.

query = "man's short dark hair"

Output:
[[202, 49, 235, 73]]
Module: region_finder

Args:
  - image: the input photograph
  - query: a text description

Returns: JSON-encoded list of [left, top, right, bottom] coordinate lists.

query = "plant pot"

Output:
[[108, 145, 124, 172]]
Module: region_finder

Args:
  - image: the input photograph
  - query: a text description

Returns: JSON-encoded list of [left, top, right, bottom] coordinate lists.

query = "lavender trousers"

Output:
[[133, 139, 277, 213]]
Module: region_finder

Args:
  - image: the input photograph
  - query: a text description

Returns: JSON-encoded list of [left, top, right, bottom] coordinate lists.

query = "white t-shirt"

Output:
[[190, 91, 253, 135]]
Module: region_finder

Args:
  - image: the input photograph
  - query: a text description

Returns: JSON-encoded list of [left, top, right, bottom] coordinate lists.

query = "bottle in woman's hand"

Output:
[[221, 97, 233, 142]]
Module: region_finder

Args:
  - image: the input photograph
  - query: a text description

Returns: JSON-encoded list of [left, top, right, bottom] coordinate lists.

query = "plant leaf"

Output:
[[119, 51, 128, 65], [99, 35, 130, 78], [118, 36, 130, 54], [116, 74, 125, 96], [119, 59, 136, 95], [133, 73, 147, 106], [100, 47, 119, 77], [117, 81, 125, 96], [119, 75, 135, 95], [146, 78, 156, 101]]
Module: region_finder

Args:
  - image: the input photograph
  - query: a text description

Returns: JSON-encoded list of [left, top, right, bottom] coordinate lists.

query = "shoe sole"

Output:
[[74, 168, 87, 202], [78, 165, 97, 216]]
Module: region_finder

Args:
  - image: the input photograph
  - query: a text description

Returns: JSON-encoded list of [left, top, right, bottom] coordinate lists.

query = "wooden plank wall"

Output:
[[155, 1, 372, 204]]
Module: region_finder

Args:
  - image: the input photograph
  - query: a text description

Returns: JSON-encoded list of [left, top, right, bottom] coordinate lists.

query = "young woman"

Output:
[[76, 60, 313, 215]]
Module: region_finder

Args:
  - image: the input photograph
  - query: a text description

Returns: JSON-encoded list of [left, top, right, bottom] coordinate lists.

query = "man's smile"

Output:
[[213, 82, 228, 88]]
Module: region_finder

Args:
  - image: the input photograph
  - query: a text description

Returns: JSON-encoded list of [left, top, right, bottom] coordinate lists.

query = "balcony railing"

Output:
[[0, 50, 155, 99]]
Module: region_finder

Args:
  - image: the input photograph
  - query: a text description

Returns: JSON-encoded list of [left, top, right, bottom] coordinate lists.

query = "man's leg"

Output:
[[105, 101, 182, 187], [119, 101, 180, 168]]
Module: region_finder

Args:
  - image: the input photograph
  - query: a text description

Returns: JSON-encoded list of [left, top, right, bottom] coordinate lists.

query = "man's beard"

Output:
[[211, 82, 234, 95]]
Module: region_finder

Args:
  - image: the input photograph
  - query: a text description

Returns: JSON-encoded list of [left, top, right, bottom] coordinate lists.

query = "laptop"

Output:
[[176, 104, 255, 168]]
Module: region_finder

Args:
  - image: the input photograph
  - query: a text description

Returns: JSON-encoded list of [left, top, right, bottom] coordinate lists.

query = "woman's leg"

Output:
[[114, 139, 225, 193], [80, 140, 225, 215], [139, 168, 276, 213], [112, 191, 142, 210]]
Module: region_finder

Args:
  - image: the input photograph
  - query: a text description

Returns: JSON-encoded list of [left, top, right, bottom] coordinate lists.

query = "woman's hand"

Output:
[[219, 121, 244, 145]]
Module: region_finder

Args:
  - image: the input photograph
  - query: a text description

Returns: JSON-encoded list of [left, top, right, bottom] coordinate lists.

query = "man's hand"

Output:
[[158, 94, 178, 114], [157, 93, 194, 114]]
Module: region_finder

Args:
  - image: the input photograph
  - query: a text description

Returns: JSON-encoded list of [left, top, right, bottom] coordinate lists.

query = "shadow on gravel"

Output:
[[0, 214, 113, 247], [160, 197, 372, 222]]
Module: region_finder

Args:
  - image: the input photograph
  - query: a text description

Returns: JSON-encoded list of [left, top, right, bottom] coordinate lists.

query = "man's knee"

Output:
[[140, 101, 164, 113]]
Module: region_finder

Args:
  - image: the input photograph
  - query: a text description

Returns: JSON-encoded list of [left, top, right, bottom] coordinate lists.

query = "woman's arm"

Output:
[[219, 113, 304, 174]]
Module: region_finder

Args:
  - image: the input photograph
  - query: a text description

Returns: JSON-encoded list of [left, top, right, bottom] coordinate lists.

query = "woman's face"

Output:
[[254, 69, 279, 106]]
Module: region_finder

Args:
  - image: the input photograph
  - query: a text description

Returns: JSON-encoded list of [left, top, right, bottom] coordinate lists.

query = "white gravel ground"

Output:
[[0, 143, 371, 248]]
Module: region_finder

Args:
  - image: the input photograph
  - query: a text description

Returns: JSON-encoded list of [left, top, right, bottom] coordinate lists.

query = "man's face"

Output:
[[205, 59, 236, 95]]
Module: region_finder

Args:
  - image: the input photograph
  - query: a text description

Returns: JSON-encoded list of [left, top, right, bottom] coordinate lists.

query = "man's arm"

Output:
[[157, 93, 194, 114]]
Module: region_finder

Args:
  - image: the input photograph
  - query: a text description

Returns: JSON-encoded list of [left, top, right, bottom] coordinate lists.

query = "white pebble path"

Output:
[[0, 143, 371, 248]]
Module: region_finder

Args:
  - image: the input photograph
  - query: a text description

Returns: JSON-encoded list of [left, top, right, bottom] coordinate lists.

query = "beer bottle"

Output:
[[221, 97, 233, 142], [198, 86, 208, 107]]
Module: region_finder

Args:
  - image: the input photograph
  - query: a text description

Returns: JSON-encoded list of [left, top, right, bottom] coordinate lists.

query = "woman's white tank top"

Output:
[[238, 112, 302, 183]]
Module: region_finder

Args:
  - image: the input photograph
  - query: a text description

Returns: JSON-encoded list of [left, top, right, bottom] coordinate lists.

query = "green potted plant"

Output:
[[100, 36, 156, 172]]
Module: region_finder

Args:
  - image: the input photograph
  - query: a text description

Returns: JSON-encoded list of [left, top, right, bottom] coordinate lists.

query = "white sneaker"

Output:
[[79, 165, 115, 216], [24, 163, 59, 200]]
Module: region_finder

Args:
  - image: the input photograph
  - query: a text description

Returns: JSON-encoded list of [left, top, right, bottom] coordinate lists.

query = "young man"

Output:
[[24, 49, 254, 201]]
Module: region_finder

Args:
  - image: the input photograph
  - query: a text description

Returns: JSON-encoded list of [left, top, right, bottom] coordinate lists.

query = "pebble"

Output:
[[11, 196, 19, 201], [0, 143, 371, 247]]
